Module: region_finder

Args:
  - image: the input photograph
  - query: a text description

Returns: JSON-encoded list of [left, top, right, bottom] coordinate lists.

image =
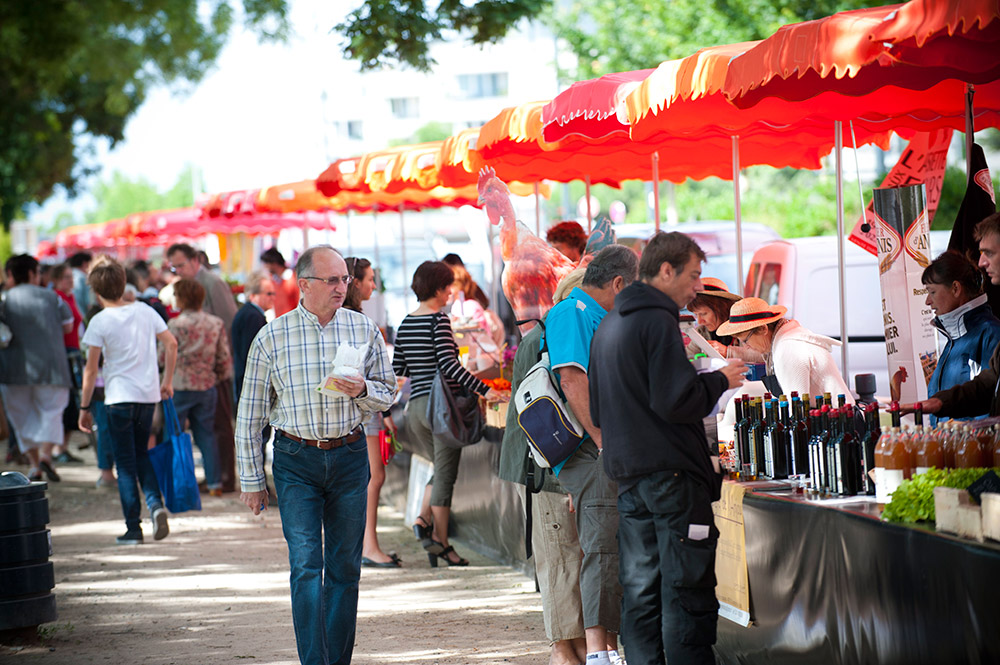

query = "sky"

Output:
[[31, 1, 355, 227]]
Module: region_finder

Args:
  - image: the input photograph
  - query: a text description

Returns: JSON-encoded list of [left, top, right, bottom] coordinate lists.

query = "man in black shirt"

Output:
[[589, 232, 745, 665]]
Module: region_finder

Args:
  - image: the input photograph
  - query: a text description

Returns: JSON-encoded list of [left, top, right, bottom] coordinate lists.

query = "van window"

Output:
[[759, 263, 781, 305]]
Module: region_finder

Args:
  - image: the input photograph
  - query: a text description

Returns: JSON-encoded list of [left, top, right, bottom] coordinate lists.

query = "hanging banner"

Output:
[[874, 185, 937, 404], [849, 130, 953, 255]]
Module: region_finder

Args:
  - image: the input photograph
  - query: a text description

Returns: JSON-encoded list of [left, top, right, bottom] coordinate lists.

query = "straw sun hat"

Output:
[[716, 297, 788, 337], [695, 277, 741, 301]]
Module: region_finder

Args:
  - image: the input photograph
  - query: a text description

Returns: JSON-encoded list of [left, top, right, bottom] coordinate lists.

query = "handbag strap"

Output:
[[162, 397, 182, 439]]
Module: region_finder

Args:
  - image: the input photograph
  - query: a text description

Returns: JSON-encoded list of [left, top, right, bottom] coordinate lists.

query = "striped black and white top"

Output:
[[392, 312, 489, 400]]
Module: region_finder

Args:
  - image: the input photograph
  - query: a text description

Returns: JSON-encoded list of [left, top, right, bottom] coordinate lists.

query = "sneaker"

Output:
[[54, 451, 83, 464], [152, 508, 169, 541], [116, 530, 143, 545], [95, 476, 116, 489]]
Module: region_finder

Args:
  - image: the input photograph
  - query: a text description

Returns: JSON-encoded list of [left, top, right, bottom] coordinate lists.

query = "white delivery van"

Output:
[[615, 221, 780, 292], [743, 231, 951, 398]]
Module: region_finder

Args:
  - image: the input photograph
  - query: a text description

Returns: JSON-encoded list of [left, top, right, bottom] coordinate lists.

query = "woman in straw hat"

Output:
[[716, 297, 852, 400], [686, 277, 764, 362]]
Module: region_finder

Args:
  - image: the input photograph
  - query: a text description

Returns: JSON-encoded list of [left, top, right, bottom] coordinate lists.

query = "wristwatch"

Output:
[[80, 404, 92, 411]]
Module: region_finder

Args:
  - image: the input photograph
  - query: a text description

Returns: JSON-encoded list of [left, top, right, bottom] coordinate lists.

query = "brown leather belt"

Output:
[[277, 428, 363, 450]]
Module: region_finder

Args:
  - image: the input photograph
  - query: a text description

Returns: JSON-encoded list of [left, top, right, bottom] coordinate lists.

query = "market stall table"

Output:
[[716, 481, 1000, 665]]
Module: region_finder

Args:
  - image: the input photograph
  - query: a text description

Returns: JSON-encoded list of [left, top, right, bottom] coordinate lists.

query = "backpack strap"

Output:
[[523, 458, 548, 559]]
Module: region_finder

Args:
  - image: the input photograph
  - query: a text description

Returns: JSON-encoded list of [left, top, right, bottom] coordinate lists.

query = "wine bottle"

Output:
[[777, 399, 792, 480], [762, 398, 775, 478], [748, 399, 764, 480], [826, 407, 843, 494], [838, 406, 860, 495], [791, 395, 809, 475]]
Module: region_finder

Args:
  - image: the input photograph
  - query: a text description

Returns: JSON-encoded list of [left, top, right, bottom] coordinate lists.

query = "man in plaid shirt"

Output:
[[236, 245, 396, 665]]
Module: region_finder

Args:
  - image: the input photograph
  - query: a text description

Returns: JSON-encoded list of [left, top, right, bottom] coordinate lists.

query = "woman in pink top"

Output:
[[160, 279, 233, 496]]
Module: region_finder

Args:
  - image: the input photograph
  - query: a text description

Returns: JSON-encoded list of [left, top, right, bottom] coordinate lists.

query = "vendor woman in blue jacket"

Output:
[[923, 249, 1000, 424]]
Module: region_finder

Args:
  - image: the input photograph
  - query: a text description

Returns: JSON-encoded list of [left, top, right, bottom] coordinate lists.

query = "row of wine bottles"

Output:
[[732, 391, 881, 496]]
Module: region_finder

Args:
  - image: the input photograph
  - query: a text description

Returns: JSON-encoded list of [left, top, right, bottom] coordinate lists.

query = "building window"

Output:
[[345, 121, 363, 140], [389, 97, 419, 119], [456, 73, 508, 99]]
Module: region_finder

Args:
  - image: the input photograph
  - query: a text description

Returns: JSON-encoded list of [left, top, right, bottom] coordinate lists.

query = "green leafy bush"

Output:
[[882, 467, 999, 524]]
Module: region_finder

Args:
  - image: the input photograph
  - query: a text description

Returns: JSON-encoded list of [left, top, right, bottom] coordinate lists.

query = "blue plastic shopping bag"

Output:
[[149, 398, 202, 514]]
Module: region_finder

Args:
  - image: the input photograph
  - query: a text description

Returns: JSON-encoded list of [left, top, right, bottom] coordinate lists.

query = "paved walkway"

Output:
[[1, 435, 549, 664]]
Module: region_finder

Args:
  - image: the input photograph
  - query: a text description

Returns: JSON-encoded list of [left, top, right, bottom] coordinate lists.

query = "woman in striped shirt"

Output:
[[393, 261, 505, 567]]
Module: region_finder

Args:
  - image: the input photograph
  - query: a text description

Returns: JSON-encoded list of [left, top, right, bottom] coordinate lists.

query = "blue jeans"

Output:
[[617, 470, 720, 665], [106, 402, 162, 533], [172, 388, 220, 489], [272, 431, 370, 665], [92, 400, 115, 471]]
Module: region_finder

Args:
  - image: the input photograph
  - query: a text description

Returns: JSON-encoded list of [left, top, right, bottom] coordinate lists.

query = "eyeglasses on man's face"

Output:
[[303, 275, 352, 286], [740, 328, 759, 345]]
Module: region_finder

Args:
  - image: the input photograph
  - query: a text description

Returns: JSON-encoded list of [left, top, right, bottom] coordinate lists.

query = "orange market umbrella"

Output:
[[437, 128, 487, 188], [258, 180, 340, 214], [316, 158, 362, 197]]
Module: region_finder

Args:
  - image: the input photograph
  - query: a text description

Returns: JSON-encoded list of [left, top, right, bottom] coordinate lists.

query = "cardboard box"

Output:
[[982, 493, 1000, 542], [934, 486, 983, 542]]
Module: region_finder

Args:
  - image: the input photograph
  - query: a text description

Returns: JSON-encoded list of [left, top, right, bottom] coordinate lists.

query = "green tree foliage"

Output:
[[0, 0, 289, 229], [81, 164, 203, 227], [548, 0, 884, 79], [337, 0, 551, 72], [388, 121, 455, 147]]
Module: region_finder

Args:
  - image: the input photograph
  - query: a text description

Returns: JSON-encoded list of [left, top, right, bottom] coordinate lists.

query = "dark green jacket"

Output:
[[498, 324, 565, 494]]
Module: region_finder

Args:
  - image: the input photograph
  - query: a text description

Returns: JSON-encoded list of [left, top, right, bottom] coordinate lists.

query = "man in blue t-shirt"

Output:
[[545, 245, 638, 665]]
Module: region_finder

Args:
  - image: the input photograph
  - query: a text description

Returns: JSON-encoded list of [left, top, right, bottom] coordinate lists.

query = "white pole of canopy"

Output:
[[372, 209, 385, 327], [835, 121, 850, 383], [346, 210, 353, 256], [652, 152, 661, 233], [399, 205, 406, 296], [732, 135, 744, 297], [585, 175, 592, 233], [534, 181, 541, 236], [303, 224, 309, 251]]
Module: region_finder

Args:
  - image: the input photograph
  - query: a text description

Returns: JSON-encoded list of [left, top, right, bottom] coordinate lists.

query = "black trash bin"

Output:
[[0, 471, 57, 631]]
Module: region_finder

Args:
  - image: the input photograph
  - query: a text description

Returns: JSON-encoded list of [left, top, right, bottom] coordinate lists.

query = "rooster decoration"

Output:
[[478, 167, 617, 325]]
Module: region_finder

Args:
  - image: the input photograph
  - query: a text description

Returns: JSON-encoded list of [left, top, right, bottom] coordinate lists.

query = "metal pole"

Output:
[[965, 84, 976, 175], [534, 182, 541, 236], [346, 210, 353, 256], [372, 210, 381, 287], [835, 121, 850, 383], [585, 175, 592, 233], [652, 152, 661, 233], [373, 209, 385, 327], [732, 136, 744, 297], [399, 205, 406, 298]]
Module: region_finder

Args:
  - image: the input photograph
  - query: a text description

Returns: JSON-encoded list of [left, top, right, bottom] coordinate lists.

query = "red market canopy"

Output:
[[722, 0, 1000, 126], [55, 222, 114, 250], [541, 69, 655, 143]]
